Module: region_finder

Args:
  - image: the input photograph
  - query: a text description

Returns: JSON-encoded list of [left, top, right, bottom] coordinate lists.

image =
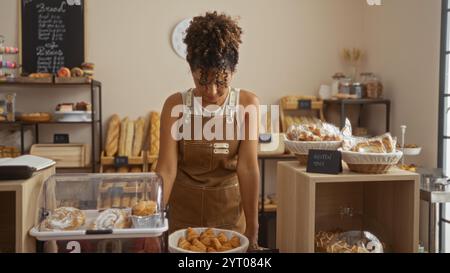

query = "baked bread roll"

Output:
[[105, 115, 121, 157], [132, 117, 145, 156], [40, 207, 85, 231], [148, 112, 160, 157], [130, 167, 142, 173], [121, 195, 131, 208], [93, 209, 130, 230], [132, 200, 157, 216], [130, 196, 139, 207], [118, 117, 129, 156], [117, 167, 129, 173], [125, 120, 135, 156]]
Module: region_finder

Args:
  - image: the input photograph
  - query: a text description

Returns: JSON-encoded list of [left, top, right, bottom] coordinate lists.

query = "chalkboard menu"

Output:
[[21, 0, 85, 74]]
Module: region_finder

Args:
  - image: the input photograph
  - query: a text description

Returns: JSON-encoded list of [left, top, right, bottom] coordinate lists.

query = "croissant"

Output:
[[192, 239, 207, 252], [230, 236, 241, 248], [217, 232, 228, 244], [178, 238, 191, 250], [211, 238, 222, 250], [186, 227, 200, 241]]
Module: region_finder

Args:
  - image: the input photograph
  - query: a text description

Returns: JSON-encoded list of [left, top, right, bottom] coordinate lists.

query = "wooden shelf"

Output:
[[260, 204, 277, 213], [0, 120, 100, 125], [277, 162, 420, 253], [0, 79, 100, 87]]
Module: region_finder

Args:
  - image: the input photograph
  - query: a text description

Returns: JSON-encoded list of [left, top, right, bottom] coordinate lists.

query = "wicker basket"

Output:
[[341, 150, 403, 174], [294, 153, 308, 166], [347, 163, 393, 174], [284, 139, 342, 155]]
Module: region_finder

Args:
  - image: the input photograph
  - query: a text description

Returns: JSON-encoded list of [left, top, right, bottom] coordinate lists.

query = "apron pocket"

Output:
[[182, 141, 213, 174], [203, 183, 241, 227], [168, 181, 203, 228]]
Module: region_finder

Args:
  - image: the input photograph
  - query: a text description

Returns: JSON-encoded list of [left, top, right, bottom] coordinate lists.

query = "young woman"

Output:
[[156, 12, 260, 250]]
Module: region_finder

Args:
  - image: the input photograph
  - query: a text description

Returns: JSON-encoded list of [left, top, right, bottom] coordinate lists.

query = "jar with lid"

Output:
[[338, 77, 352, 95], [331, 73, 345, 97], [351, 82, 363, 99], [362, 73, 383, 99]]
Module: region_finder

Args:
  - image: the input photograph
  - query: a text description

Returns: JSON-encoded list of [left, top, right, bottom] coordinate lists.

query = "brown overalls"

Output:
[[168, 88, 245, 234]]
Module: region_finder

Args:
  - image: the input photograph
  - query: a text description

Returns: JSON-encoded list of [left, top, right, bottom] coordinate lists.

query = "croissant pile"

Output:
[[178, 228, 241, 253]]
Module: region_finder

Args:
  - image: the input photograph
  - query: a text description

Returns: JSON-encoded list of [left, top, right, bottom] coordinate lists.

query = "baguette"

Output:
[[118, 117, 129, 156], [125, 120, 135, 156], [132, 117, 145, 156], [105, 114, 121, 157], [148, 112, 160, 157]]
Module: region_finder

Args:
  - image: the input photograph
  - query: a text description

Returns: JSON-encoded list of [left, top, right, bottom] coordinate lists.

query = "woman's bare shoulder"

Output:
[[239, 89, 260, 107], [163, 92, 183, 107]]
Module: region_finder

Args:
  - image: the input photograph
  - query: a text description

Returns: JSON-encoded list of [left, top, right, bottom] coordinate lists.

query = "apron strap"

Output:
[[183, 88, 240, 124]]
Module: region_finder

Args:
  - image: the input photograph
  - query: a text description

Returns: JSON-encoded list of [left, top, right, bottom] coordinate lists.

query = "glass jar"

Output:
[[338, 78, 352, 95], [331, 73, 345, 97], [351, 82, 363, 99], [365, 74, 383, 99]]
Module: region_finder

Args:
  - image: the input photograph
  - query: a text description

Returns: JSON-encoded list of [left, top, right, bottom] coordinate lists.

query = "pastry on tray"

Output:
[[19, 112, 52, 122], [40, 207, 86, 231], [92, 208, 130, 230], [132, 200, 157, 216]]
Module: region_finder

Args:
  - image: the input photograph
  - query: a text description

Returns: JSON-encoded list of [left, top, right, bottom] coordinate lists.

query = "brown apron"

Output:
[[168, 88, 245, 234]]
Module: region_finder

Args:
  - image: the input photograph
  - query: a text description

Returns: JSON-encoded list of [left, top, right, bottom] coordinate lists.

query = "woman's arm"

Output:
[[237, 91, 260, 247], [155, 93, 182, 206]]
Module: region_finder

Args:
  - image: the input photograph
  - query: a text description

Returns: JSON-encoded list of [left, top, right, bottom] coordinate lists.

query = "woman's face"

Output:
[[192, 69, 233, 104]]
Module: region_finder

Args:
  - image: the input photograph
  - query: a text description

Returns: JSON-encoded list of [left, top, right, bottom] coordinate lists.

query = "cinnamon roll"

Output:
[[40, 207, 85, 231], [93, 209, 130, 230]]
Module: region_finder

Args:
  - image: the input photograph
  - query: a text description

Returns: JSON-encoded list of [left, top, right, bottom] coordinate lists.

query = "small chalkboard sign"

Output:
[[307, 150, 342, 175], [298, 99, 312, 110], [54, 134, 69, 144], [259, 133, 272, 144], [114, 156, 129, 168], [21, 0, 85, 74]]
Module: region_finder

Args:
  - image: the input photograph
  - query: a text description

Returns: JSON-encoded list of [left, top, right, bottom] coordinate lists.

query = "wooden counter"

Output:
[[276, 161, 420, 253], [0, 166, 55, 253]]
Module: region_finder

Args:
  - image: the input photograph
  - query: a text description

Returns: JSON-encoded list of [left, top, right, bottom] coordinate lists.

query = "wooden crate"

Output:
[[276, 161, 420, 253], [30, 144, 90, 168], [279, 96, 325, 132], [99, 150, 146, 173]]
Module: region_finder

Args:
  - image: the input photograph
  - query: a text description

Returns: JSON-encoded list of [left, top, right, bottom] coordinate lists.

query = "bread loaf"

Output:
[[105, 114, 120, 157], [125, 120, 135, 156], [148, 112, 160, 157], [118, 117, 129, 156], [132, 117, 145, 156]]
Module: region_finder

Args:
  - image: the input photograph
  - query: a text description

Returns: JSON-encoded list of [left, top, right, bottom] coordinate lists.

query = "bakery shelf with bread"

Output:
[[0, 80, 102, 173], [30, 173, 168, 252], [280, 95, 325, 132], [101, 112, 161, 173]]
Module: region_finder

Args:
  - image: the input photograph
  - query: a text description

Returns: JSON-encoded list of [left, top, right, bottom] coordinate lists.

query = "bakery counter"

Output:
[[0, 166, 55, 253], [276, 161, 420, 253]]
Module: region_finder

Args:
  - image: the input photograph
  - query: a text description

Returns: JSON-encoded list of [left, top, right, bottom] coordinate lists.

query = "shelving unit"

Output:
[[277, 161, 420, 253], [0, 80, 102, 173]]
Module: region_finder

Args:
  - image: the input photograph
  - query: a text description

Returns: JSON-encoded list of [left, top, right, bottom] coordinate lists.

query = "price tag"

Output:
[[298, 99, 312, 110], [307, 150, 342, 175], [114, 156, 128, 168], [54, 134, 69, 144]]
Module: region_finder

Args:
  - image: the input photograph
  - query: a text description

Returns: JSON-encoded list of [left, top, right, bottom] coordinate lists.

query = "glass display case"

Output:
[[29, 173, 168, 253]]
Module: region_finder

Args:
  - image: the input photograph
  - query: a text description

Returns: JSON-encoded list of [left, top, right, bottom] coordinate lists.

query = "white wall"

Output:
[[363, 0, 442, 168]]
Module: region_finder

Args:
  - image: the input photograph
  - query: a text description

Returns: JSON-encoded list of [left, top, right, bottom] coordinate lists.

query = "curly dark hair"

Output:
[[184, 11, 243, 86]]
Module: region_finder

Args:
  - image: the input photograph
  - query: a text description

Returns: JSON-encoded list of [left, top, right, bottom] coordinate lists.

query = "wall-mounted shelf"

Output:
[[0, 80, 103, 173]]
